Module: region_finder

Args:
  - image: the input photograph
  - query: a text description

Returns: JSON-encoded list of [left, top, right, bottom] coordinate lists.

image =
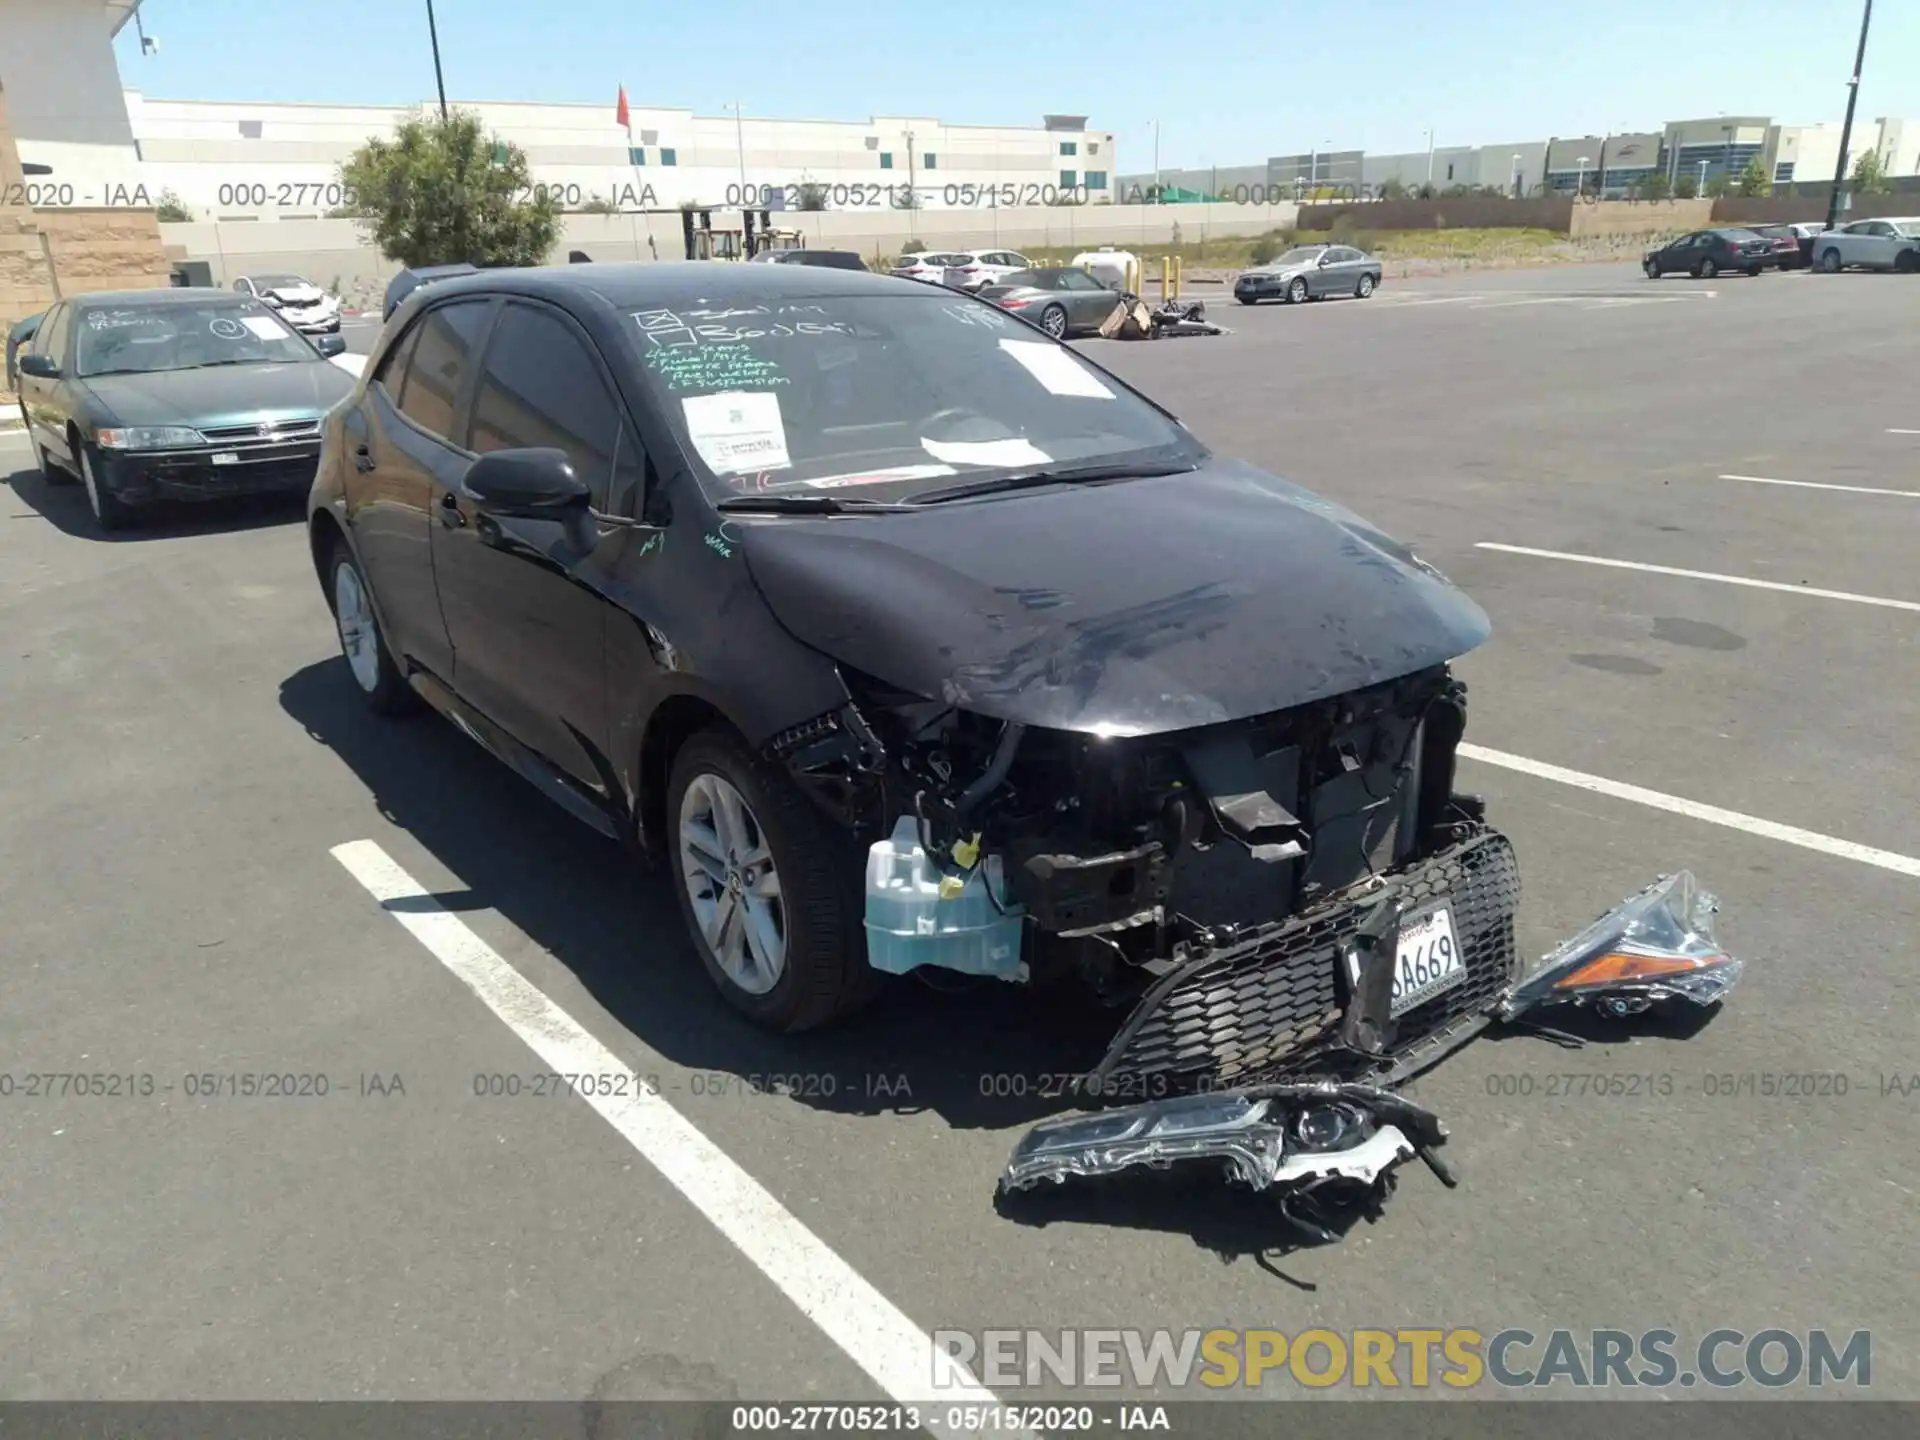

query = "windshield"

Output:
[[254, 274, 309, 289], [635, 290, 1204, 504], [74, 300, 318, 378], [1271, 247, 1325, 266], [1889, 220, 1920, 239]]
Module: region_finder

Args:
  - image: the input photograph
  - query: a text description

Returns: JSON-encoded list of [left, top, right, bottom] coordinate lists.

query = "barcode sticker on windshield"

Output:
[[998, 338, 1114, 399], [682, 391, 791, 475], [240, 315, 285, 340]]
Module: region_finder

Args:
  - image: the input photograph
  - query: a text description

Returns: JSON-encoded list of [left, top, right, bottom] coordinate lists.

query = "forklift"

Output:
[[680, 207, 807, 261]]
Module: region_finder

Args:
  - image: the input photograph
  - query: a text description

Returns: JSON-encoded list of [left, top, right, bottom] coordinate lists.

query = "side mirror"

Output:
[[463, 447, 590, 520], [312, 332, 347, 357], [1317, 255, 1333, 267], [19, 353, 59, 380]]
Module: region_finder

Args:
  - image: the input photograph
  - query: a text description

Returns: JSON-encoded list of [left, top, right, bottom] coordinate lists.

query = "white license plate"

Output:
[[211, 451, 240, 466], [1349, 903, 1466, 1017]]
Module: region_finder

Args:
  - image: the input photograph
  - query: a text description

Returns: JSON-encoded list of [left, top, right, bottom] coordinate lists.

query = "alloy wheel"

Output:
[[678, 772, 787, 996], [333, 559, 382, 693]]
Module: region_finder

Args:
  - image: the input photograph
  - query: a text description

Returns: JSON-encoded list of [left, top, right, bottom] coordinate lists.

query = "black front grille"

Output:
[[1092, 830, 1521, 1090], [138, 448, 322, 498], [200, 419, 322, 441]]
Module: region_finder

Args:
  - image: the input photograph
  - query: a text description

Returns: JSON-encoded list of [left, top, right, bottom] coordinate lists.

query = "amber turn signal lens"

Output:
[[1553, 950, 1729, 989]]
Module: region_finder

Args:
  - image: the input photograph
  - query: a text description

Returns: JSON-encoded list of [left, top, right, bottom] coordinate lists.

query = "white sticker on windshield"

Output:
[[997, 338, 1114, 399], [682, 391, 791, 475], [921, 437, 1052, 468], [240, 315, 285, 340]]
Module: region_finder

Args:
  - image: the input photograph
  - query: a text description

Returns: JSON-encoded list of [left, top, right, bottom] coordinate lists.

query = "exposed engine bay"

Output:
[[771, 661, 1516, 1090]]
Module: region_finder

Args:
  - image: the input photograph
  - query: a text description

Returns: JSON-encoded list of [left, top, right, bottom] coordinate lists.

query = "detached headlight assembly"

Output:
[[95, 426, 206, 450]]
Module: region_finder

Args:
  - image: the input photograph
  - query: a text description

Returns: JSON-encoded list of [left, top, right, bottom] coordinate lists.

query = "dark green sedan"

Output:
[[14, 287, 355, 531]]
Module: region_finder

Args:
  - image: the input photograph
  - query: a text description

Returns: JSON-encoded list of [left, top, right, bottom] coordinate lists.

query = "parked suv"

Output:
[[944, 249, 1035, 292]]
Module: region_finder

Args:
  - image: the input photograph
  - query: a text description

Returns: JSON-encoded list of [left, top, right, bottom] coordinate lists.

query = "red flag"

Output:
[[616, 85, 631, 132]]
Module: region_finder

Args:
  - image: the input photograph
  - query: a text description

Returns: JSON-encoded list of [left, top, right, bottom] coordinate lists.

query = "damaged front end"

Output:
[[771, 660, 1529, 1090]]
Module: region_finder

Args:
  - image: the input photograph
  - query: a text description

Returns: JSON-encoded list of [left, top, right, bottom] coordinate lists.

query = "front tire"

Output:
[[1039, 304, 1068, 339], [1697, 257, 1718, 279], [77, 443, 132, 531], [1286, 277, 1309, 304], [1896, 251, 1918, 274], [1645, 259, 1660, 279], [1818, 248, 1842, 273], [327, 538, 418, 715], [668, 726, 875, 1032]]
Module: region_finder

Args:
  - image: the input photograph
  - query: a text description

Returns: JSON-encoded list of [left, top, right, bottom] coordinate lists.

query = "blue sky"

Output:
[[115, 0, 1914, 167]]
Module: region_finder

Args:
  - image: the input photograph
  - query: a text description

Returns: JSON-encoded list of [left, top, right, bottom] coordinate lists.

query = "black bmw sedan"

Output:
[[1642, 228, 1776, 279], [312, 262, 1517, 1091]]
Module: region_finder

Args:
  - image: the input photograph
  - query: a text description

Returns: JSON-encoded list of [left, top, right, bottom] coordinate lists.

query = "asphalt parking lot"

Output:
[[3, 262, 1916, 1414]]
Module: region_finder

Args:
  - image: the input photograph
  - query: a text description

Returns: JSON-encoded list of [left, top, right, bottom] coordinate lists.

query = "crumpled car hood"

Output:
[[737, 457, 1491, 736]]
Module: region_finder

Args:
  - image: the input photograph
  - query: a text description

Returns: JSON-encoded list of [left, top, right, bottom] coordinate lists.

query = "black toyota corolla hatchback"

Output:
[[312, 261, 1518, 1093]]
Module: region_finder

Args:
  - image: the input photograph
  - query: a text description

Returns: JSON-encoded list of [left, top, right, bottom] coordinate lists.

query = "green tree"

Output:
[[795, 181, 829, 211], [1674, 172, 1699, 199], [1735, 155, 1772, 197], [1851, 148, 1891, 194], [899, 238, 926, 254], [1635, 169, 1672, 201], [579, 194, 621, 215], [155, 189, 193, 222], [1377, 176, 1408, 200], [1705, 174, 1734, 199], [338, 108, 559, 268]]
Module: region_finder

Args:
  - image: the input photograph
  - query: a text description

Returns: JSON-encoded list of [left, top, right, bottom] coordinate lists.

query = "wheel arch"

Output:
[[637, 693, 733, 857]]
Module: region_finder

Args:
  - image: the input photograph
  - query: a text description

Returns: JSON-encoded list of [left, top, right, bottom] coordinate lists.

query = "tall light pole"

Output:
[[1720, 122, 1736, 191], [1425, 129, 1435, 184], [424, 0, 448, 119], [1827, 0, 1873, 229], [1512, 151, 1523, 197], [1576, 155, 1590, 196], [1151, 120, 1161, 194], [1697, 158, 1709, 194], [721, 102, 747, 197]]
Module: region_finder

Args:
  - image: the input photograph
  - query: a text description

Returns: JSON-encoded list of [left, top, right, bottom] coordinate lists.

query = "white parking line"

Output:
[[1889, 429, 1920, 436], [1459, 745, 1920, 880], [330, 839, 1019, 1435], [1475, 543, 1920, 613], [1719, 473, 1920, 500]]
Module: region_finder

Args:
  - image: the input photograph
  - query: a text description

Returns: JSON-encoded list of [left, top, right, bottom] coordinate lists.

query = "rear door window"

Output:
[[394, 299, 493, 444]]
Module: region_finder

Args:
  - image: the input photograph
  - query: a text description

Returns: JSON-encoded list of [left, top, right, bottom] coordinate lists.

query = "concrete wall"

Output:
[[0, 0, 142, 190], [159, 202, 1302, 304], [1711, 194, 1920, 226], [1299, 196, 1575, 232], [1567, 199, 1713, 237]]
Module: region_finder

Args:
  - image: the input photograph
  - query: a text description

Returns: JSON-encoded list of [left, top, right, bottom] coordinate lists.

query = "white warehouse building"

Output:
[[31, 86, 1120, 220]]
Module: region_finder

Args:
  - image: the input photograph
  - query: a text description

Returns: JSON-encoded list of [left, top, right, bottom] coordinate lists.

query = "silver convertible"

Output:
[[1234, 243, 1382, 305]]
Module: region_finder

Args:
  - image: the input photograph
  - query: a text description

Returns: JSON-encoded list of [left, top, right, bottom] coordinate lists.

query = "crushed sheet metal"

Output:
[[1501, 869, 1744, 1019], [998, 1081, 1446, 1195]]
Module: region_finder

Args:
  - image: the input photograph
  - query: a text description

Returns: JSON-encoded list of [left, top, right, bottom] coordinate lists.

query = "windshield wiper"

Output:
[[908, 460, 1197, 506], [714, 492, 913, 514], [192, 357, 288, 369]]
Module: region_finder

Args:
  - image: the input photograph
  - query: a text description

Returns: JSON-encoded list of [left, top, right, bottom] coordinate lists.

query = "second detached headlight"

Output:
[[95, 426, 205, 450]]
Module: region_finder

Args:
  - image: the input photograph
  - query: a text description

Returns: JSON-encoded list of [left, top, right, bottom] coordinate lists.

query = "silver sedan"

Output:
[[1234, 244, 1382, 305], [977, 267, 1124, 338]]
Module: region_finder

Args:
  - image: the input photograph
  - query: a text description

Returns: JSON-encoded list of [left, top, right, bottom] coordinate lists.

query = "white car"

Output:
[[233, 273, 343, 332], [943, 248, 1035, 293], [889, 251, 971, 286], [1809, 217, 1920, 274]]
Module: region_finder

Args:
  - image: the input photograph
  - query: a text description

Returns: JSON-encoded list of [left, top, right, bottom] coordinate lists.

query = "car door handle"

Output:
[[438, 491, 466, 528], [352, 444, 375, 473]]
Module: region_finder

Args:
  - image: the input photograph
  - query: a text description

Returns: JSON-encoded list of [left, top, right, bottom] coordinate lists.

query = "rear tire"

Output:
[[326, 538, 419, 716], [667, 726, 877, 1033], [1039, 304, 1068, 339], [1697, 257, 1718, 279], [1354, 273, 1376, 298]]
